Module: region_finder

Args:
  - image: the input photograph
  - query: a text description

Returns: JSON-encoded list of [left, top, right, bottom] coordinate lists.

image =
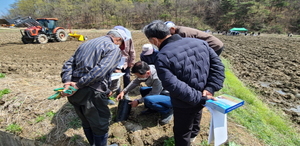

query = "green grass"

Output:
[[0, 73, 5, 78], [71, 134, 80, 142], [34, 111, 56, 123], [226, 142, 241, 146], [68, 117, 82, 129], [163, 137, 175, 146], [219, 58, 300, 146], [0, 89, 10, 99], [46, 111, 56, 118], [36, 135, 47, 142], [6, 123, 22, 134], [0, 73, 10, 100], [198, 140, 210, 146], [35, 116, 45, 123]]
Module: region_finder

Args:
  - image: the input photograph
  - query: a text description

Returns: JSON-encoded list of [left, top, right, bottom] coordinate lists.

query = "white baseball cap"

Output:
[[113, 26, 132, 39], [142, 44, 154, 55], [107, 28, 129, 41], [164, 21, 175, 28]]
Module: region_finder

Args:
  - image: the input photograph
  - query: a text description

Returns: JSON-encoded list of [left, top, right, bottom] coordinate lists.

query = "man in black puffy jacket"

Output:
[[143, 20, 225, 146]]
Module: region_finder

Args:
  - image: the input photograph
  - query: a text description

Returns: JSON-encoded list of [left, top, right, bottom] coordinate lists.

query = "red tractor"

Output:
[[13, 16, 68, 44]]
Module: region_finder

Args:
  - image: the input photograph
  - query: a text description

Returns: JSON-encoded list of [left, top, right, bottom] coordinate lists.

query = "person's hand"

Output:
[[116, 91, 125, 101], [203, 90, 217, 101], [108, 91, 113, 97], [128, 63, 134, 68], [129, 99, 139, 107], [64, 82, 78, 89], [61, 82, 78, 97], [60, 83, 71, 97]]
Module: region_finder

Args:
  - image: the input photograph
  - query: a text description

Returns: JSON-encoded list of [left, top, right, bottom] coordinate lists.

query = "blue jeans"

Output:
[[140, 87, 172, 114]]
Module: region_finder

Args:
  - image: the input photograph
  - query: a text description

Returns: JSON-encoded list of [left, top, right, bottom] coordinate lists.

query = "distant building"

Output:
[[0, 19, 15, 27]]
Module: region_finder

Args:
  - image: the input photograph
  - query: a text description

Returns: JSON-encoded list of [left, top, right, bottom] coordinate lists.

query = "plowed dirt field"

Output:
[[0, 28, 299, 146]]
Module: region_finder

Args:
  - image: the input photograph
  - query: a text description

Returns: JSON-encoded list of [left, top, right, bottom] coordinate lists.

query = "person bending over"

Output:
[[117, 61, 173, 125]]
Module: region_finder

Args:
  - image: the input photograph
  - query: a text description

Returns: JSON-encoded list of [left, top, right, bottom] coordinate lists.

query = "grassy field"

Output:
[[218, 58, 300, 146]]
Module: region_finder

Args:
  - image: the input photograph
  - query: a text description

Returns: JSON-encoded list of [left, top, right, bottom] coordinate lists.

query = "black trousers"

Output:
[[122, 67, 131, 88], [67, 86, 110, 135], [173, 104, 204, 146]]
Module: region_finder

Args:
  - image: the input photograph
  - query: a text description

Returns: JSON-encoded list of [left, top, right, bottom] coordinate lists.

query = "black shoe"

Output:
[[140, 108, 156, 115]]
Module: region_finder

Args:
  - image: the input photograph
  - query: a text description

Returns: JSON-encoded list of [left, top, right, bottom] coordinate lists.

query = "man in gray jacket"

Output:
[[143, 20, 225, 146]]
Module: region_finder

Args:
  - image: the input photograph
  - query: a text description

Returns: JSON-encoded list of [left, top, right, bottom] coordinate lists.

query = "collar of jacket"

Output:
[[159, 34, 182, 51]]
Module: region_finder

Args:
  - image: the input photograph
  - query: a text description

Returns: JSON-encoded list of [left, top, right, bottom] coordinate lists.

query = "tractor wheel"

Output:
[[55, 29, 68, 42], [36, 34, 48, 44], [21, 36, 34, 44]]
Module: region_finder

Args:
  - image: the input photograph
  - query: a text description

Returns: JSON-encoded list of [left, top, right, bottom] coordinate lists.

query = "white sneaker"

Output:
[[124, 94, 130, 100], [190, 137, 196, 142], [108, 99, 116, 105], [159, 109, 173, 125], [159, 114, 173, 125]]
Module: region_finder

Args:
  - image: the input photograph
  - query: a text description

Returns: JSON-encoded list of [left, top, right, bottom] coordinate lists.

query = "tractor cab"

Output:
[[36, 18, 58, 34]]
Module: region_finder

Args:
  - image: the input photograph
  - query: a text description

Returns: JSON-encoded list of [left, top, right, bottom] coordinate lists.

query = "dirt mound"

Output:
[[0, 29, 298, 146]]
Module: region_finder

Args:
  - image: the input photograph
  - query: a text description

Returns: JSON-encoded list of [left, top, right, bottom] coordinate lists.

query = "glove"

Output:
[[48, 86, 77, 100]]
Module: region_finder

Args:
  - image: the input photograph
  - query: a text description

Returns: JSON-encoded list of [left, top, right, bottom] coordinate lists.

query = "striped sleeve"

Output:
[[76, 43, 121, 88], [61, 55, 75, 83]]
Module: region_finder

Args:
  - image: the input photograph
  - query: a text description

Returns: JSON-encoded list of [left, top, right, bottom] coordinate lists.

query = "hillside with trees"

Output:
[[5, 0, 300, 33], [2, 0, 300, 34]]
